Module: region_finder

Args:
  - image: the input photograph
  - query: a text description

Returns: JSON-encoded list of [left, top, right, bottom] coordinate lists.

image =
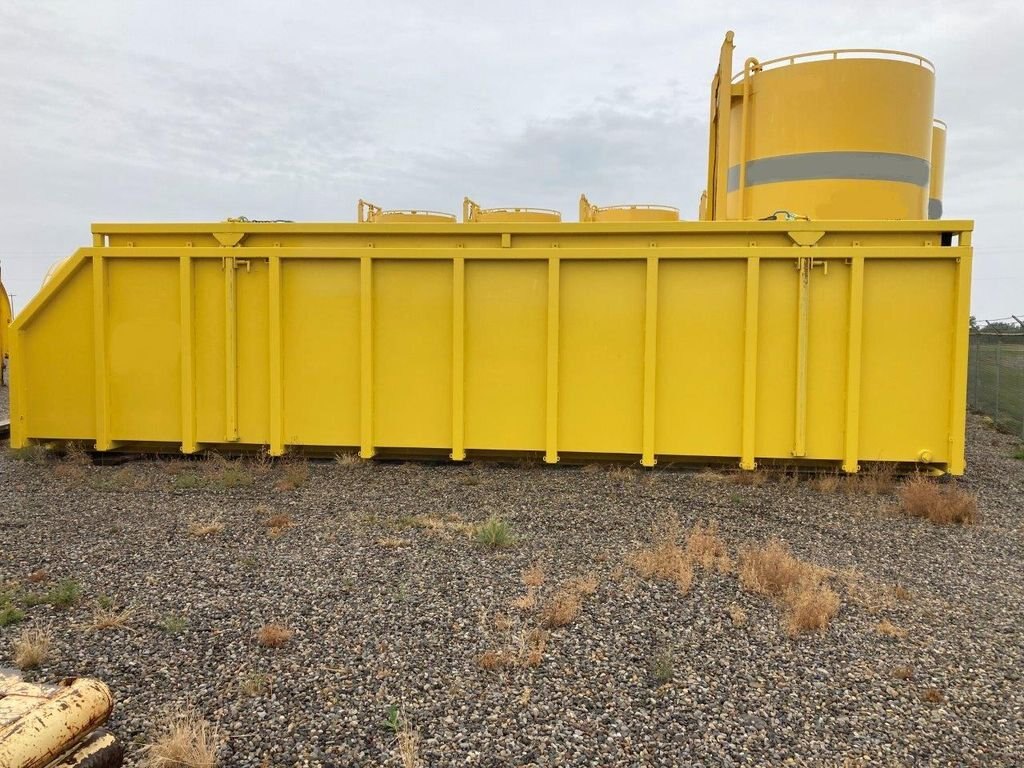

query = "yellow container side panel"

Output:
[[107, 259, 181, 442], [237, 261, 271, 444], [373, 260, 453, 448], [754, 260, 798, 458], [859, 259, 954, 462], [654, 259, 745, 456], [281, 259, 361, 447], [464, 261, 547, 451], [22, 263, 96, 439], [194, 260, 227, 443], [558, 261, 645, 454], [804, 261, 850, 459]]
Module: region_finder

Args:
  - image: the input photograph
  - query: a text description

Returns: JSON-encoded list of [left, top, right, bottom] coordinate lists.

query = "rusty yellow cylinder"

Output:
[[0, 677, 114, 768], [930, 119, 946, 219], [726, 51, 936, 220]]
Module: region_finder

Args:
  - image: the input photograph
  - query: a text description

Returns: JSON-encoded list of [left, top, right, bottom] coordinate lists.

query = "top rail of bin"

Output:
[[731, 48, 934, 82]]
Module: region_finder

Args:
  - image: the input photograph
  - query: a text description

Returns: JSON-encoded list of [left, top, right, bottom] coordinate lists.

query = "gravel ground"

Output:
[[1, 413, 1022, 767]]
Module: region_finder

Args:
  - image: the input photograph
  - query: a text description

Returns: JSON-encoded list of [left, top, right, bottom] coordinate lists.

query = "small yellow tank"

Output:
[[579, 195, 679, 222], [357, 199, 456, 223], [463, 198, 561, 222]]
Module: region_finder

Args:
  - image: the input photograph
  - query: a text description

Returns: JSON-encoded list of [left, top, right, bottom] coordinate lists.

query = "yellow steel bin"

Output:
[[9, 217, 973, 474]]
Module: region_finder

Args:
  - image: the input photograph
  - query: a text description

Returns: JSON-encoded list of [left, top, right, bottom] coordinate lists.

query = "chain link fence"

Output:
[[968, 332, 1024, 436]]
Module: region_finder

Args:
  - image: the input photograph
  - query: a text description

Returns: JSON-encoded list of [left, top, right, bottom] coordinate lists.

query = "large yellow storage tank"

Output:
[[725, 50, 936, 220], [930, 119, 946, 219]]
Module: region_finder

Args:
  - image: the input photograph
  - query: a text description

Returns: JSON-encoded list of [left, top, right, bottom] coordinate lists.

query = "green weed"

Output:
[[474, 516, 514, 550], [0, 605, 25, 628]]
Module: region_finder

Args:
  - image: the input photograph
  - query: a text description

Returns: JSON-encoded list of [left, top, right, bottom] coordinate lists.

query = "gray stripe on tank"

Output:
[[727, 151, 931, 192]]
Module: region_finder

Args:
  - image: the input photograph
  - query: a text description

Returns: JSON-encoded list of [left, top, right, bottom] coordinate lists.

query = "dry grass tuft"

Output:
[[564, 573, 599, 597], [144, 708, 220, 768], [521, 565, 545, 589], [728, 604, 748, 627], [54, 462, 88, 483], [275, 460, 310, 491], [731, 470, 767, 486], [511, 590, 537, 611], [892, 665, 914, 680], [255, 623, 294, 648], [811, 473, 841, 493], [12, 628, 52, 670], [27, 569, 48, 584], [492, 613, 514, 632], [785, 584, 840, 637], [738, 539, 838, 637], [238, 673, 272, 697], [477, 648, 516, 670], [263, 507, 294, 538], [188, 518, 225, 537], [850, 465, 897, 495], [921, 686, 944, 704], [607, 464, 637, 481], [265, 513, 293, 530], [335, 451, 362, 467], [90, 604, 136, 631], [876, 618, 908, 639], [376, 537, 410, 549], [396, 722, 420, 768], [892, 584, 913, 602], [685, 520, 732, 572], [628, 518, 694, 594], [478, 627, 548, 670], [520, 628, 548, 668], [737, 539, 824, 599], [898, 476, 978, 525], [539, 588, 582, 629]]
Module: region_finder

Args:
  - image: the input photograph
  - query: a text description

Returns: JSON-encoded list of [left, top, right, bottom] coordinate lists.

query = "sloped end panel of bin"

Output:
[[9, 220, 973, 474]]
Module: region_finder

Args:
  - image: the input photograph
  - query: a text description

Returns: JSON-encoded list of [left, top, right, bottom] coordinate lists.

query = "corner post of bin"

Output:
[[947, 227, 973, 475], [740, 254, 760, 470], [268, 249, 285, 457], [179, 251, 198, 454], [842, 251, 865, 473], [359, 255, 375, 459], [544, 255, 560, 464], [92, 250, 112, 451], [451, 255, 466, 461], [641, 254, 659, 467]]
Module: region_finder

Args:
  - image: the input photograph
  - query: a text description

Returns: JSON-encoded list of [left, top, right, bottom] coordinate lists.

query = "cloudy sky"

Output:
[[1, 1, 1020, 319]]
